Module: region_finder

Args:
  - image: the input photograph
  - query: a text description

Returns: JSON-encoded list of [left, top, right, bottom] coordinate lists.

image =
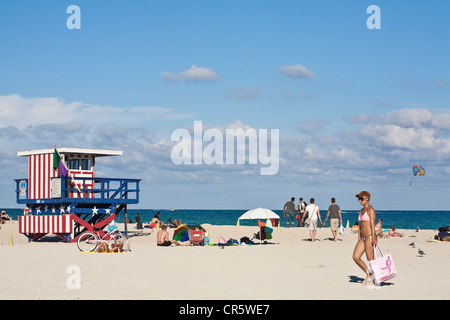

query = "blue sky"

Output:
[[0, 1, 449, 210]]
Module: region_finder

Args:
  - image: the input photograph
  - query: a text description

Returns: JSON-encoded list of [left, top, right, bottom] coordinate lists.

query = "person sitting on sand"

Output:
[[149, 211, 163, 229], [157, 225, 190, 247], [436, 227, 450, 241], [166, 219, 182, 228], [96, 242, 124, 253], [351, 222, 359, 234], [388, 226, 405, 237], [193, 225, 205, 237], [1, 210, 12, 221], [375, 218, 384, 238]]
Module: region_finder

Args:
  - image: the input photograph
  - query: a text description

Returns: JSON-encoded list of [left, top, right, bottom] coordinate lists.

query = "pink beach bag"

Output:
[[369, 244, 397, 284]]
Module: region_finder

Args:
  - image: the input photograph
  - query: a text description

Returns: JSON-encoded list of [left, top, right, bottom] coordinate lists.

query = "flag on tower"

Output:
[[53, 146, 69, 177], [53, 145, 80, 193]]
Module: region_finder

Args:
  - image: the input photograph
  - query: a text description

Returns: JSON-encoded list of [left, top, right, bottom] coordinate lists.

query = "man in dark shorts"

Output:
[[157, 225, 190, 246], [325, 197, 342, 242]]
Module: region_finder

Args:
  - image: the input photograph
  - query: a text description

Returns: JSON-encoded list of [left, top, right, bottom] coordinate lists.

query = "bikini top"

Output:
[[358, 211, 370, 222]]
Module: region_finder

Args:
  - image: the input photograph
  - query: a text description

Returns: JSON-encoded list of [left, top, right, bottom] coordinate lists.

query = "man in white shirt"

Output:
[[302, 198, 322, 242]]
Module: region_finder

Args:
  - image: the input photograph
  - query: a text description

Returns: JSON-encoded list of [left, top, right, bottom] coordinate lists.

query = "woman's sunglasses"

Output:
[[358, 197, 367, 201]]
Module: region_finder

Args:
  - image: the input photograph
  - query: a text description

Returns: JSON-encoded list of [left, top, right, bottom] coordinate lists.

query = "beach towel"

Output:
[[427, 239, 450, 243], [80, 251, 125, 254]]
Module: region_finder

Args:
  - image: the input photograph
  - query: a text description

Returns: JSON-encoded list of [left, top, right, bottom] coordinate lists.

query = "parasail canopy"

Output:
[[412, 165, 426, 176]]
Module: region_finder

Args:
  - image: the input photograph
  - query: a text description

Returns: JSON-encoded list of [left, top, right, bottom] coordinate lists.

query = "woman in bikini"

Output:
[[352, 191, 377, 286]]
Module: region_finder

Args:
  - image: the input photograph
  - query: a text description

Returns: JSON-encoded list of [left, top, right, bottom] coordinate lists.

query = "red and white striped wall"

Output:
[[19, 215, 73, 235], [28, 153, 58, 200], [27, 152, 95, 199]]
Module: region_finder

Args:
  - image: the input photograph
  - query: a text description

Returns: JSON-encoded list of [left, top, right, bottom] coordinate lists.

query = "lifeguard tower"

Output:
[[14, 147, 141, 242]]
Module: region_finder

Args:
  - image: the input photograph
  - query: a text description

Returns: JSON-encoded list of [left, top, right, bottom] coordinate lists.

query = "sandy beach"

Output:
[[0, 221, 448, 300]]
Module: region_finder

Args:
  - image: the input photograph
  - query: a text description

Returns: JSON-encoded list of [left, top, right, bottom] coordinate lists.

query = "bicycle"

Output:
[[77, 224, 130, 252]]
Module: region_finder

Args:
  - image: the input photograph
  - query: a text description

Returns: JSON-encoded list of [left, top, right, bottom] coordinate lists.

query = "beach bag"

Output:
[[369, 244, 397, 284], [218, 236, 227, 248], [339, 223, 344, 235], [240, 236, 250, 244]]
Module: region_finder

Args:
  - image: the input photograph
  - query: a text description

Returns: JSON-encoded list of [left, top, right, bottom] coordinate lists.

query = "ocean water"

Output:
[[4, 208, 449, 230]]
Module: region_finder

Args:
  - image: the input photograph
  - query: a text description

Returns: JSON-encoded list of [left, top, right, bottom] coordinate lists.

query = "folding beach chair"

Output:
[[189, 229, 204, 246], [253, 220, 273, 243], [253, 221, 267, 241]]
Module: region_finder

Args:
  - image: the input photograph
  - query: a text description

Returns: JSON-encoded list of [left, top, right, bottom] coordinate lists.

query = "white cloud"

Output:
[[161, 65, 218, 82], [279, 64, 315, 79], [0, 94, 193, 129], [383, 108, 433, 128], [360, 124, 438, 150], [346, 108, 450, 132]]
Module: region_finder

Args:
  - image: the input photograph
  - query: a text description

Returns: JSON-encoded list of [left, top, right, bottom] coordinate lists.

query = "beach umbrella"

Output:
[[173, 223, 189, 241], [238, 208, 279, 244], [238, 207, 280, 221]]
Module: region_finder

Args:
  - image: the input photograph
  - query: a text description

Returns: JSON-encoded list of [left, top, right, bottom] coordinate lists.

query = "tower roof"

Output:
[[17, 147, 123, 157]]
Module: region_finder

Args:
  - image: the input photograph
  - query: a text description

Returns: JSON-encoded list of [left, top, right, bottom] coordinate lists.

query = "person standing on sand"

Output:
[[301, 198, 322, 242], [283, 197, 299, 228], [352, 191, 377, 287], [135, 212, 143, 229], [297, 197, 306, 227], [325, 197, 342, 242]]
